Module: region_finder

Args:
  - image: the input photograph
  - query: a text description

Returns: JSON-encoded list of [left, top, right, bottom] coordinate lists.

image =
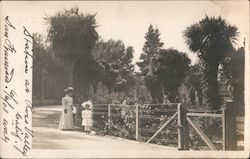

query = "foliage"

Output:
[[137, 24, 164, 75], [44, 6, 136, 102], [219, 47, 245, 114], [183, 16, 238, 110], [46, 7, 98, 65], [143, 75, 162, 103], [153, 49, 191, 102], [185, 62, 205, 106], [137, 24, 164, 103], [46, 7, 99, 95], [92, 39, 136, 94], [134, 74, 153, 104], [33, 33, 68, 101], [229, 48, 245, 115]]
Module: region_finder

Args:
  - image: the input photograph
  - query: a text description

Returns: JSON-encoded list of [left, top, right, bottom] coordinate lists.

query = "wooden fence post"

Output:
[[135, 104, 139, 141], [183, 106, 189, 150], [177, 103, 189, 150], [108, 104, 111, 132], [223, 100, 237, 150]]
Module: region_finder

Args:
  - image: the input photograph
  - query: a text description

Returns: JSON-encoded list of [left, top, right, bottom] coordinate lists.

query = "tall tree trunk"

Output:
[[190, 88, 195, 105], [108, 86, 112, 94], [197, 88, 203, 106], [67, 61, 76, 87], [92, 81, 98, 95], [206, 63, 221, 110], [82, 80, 90, 99]]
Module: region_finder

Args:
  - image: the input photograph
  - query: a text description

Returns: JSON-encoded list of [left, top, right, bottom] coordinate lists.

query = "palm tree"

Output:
[[183, 16, 238, 110], [46, 7, 99, 86]]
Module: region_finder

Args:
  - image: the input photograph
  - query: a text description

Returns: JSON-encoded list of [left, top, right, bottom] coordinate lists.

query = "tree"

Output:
[[220, 47, 245, 115], [183, 16, 238, 110], [229, 47, 245, 115], [137, 24, 164, 75], [33, 33, 68, 101], [153, 49, 191, 102], [46, 7, 99, 88], [144, 74, 163, 103], [93, 39, 135, 94], [185, 63, 205, 106], [33, 33, 48, 100], [115, 46, 136, 92], [137, 24, 164, 103]]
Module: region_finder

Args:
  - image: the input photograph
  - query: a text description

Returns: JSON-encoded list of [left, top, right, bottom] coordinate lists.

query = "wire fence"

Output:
[[188, 116, 223, 150], [89, 103, 180, 148], [73, 101, 238, 150]]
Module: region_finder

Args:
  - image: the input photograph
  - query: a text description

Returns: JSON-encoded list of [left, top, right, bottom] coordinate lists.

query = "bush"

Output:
[[33, 99, 61, 106]]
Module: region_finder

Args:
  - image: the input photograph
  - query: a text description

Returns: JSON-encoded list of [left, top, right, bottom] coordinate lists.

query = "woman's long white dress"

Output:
[[59, 95, 74, 130]]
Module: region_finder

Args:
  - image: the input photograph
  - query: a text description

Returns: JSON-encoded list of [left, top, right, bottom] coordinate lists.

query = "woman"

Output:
[[59, 87, 74, 130]]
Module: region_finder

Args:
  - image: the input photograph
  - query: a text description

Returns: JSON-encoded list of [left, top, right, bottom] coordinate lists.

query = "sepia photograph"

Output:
[[0, 0, 249, 158]]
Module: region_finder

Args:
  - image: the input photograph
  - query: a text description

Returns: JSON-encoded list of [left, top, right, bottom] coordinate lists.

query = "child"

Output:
[[81, 101, 93, 133]]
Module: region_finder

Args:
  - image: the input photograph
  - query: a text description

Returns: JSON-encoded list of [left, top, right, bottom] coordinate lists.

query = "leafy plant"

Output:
[[184, 16, 238, 110], [153, 49, 191, 102]]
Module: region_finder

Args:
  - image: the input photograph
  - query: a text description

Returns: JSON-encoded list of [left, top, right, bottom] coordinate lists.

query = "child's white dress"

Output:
[[81, 110, 93, 127]]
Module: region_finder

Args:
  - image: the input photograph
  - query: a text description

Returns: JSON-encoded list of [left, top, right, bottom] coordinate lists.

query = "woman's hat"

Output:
[[64, 87, 74, 93]]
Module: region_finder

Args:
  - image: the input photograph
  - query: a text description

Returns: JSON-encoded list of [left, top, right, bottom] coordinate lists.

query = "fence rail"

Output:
[[186, 112, 223, 118]]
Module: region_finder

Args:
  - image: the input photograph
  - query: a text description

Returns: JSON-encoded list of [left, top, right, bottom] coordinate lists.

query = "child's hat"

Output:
[[64, 87, 74, 93], [81, 100, 93, 108]]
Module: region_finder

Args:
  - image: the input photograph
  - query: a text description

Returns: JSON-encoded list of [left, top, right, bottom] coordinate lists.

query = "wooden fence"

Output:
[[89, 101, 239, 151]]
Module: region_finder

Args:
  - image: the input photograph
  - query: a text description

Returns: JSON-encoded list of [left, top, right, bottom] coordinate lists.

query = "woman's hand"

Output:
[[64, 109, 67, 114]]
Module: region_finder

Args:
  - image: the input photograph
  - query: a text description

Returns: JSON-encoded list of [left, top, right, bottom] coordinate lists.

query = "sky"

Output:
[[2, 0, 249, 71]]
